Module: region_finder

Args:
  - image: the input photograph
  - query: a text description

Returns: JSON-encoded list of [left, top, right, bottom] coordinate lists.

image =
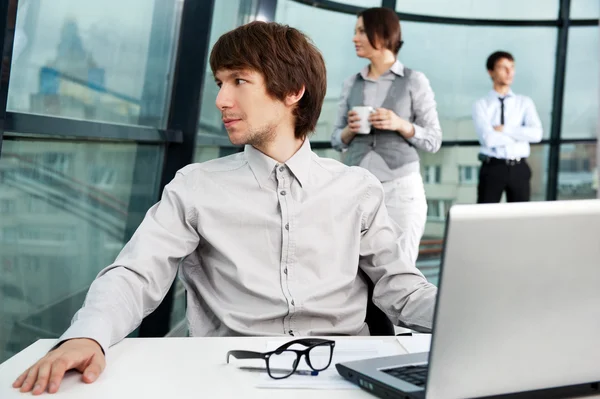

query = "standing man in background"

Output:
[[472, 51, 543, 203]]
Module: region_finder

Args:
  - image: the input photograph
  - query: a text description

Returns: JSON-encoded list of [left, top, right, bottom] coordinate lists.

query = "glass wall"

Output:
[[395, 0, 559, 20], [275, 1, 557, 143], [0, 139, 163, 361], [7, 0, 180, 127], [570, 0, 600, 19], [558, 143, 598, 199], [562, 27, 598, 139], [0, 0, 182, 362], [400, 22, 555, 141], [271, 0, 598, 285], [275, 1, 369, 143], [0, 0, 597, 361]]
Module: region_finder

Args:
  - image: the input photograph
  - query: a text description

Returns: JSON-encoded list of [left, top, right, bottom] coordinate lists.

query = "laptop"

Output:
[[337, 200, 600, 399]]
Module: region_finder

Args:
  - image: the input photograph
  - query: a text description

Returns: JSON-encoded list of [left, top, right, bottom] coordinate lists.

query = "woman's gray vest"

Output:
[[343, 69, 419, 169]]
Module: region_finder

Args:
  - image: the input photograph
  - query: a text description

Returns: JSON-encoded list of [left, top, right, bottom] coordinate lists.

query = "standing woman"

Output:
[[332, 7, 442, 267]]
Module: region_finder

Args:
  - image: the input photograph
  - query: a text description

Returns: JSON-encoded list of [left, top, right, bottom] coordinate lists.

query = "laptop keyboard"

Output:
[[383, 365, 428, 387]]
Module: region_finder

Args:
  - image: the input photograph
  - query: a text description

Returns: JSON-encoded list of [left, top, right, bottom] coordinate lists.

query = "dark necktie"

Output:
[[499, 97, 505, 125]]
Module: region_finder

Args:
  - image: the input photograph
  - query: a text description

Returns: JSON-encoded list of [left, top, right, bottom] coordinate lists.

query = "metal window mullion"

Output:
[[546, 0, 571, 200]]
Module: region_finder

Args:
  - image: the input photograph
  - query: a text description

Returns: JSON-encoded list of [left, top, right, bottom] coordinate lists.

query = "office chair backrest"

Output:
[[362, 270, 395, 336]]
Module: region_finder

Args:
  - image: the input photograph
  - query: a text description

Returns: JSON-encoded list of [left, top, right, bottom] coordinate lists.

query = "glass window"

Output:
[[275, 3, 557, 143], [313, 148, 342, 162], [275, 0, 371, 143], [424, 165, 442, 184], [400, 22, 556, 140], [419, 145, 548, 283], [333, 0, 382, 7], [395, 0, 559, 20], [426, 199, 452, 220], [196, 0, 253, 158], [458, 165, 479, 184], [0, 139, 163, 362], [8, 0, 181, 127], [0, 199, 16, 214], [570, 0, 600, 19], [561, 27, 599, 139], [558, 143, 598, 200]]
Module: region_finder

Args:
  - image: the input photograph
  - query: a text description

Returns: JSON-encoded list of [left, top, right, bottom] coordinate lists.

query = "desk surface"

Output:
[[1, 337, 598, 399], [0, 337, 397, 399]]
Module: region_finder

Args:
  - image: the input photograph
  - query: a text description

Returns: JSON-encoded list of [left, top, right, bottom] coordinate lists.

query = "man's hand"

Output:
[[12, 338, 105, 395], [493, 125, 504, 132], [369, 108, 414, 138]]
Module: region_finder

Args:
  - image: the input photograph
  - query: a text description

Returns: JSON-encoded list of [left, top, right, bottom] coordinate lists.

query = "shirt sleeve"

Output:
[[502, 97, 543, 143], [358, 172, 437, 332], [55, 169, 201, 353], [331, 76, 356, 151], [406, 71, 443, 153], [472, 99, 517, 148]]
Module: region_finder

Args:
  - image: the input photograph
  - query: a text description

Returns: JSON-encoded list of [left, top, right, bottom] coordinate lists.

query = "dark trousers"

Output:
[[477, 159, 531, 203]]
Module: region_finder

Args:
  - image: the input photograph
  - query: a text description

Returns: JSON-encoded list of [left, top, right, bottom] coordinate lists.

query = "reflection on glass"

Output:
[[562, 27, 599, 139], [395, 0, 558, 20], [0, 139, 162, 362], [7, 0, 180, 127], [558, 143, 598, 200]]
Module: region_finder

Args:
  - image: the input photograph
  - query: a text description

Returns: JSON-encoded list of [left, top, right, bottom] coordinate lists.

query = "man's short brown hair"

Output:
[[210, 21, 327, 140], [486, 51, 514, 71]]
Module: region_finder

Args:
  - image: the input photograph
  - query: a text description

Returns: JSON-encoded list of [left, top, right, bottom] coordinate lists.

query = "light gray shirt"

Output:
[[472, 89, 543, 160], [331, 60, 442, 181], [58, 140, 437, 353]]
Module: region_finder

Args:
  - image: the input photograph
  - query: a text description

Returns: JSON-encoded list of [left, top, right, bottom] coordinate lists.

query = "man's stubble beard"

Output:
[[245, 122, 278, 148]]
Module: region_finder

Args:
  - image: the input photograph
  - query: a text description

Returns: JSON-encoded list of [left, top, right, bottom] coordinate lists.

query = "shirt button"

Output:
[[279, 166, 284, 172], [285, 223, 289, 230], [291, 300, 295, 306], [280, 190, 286, 196], [284, 268, 288, 275]]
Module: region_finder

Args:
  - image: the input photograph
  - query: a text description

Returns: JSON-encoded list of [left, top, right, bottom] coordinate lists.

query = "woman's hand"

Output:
[[340, 110, 362, 145], [346, 110, 362, 133], [369, 108, 415, 138]]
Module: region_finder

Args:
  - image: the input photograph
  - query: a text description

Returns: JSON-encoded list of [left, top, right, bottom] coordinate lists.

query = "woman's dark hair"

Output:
[[358, 8, 403, 55]]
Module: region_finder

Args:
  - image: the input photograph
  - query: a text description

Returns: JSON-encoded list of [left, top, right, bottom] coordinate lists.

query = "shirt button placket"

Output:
[[277, 165, 294, 334]]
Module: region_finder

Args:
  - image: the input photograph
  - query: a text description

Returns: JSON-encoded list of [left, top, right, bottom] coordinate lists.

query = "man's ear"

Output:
[[285, 86, 306, 107]]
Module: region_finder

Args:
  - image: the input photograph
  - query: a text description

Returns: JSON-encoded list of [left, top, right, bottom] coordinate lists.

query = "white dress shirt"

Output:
[[472, 89, 543, 160], [58, 140, 437, 353]]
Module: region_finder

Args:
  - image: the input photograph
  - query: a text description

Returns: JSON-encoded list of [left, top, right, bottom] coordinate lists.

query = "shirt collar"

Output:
[[244, 139, 312, 188], [285, 139, 312, 188], [489, 89, 514, 99], [359, 60, 404, 81]]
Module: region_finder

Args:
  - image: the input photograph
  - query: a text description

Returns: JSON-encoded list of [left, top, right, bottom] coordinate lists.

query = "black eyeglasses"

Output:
[[226, 338, 335, 379]]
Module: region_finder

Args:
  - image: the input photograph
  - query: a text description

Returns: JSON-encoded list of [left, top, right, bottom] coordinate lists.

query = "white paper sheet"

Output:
[[396, 334, 432, 354], [253, 340, 401, 389]]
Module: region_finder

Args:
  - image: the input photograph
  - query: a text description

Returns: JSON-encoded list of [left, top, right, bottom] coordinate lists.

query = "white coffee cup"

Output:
[[352, 106, 375, 134]]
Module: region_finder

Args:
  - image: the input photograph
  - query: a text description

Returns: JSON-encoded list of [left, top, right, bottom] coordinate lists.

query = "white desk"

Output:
[[0, 337, 400, 398], [0, 337, 598, 399]]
